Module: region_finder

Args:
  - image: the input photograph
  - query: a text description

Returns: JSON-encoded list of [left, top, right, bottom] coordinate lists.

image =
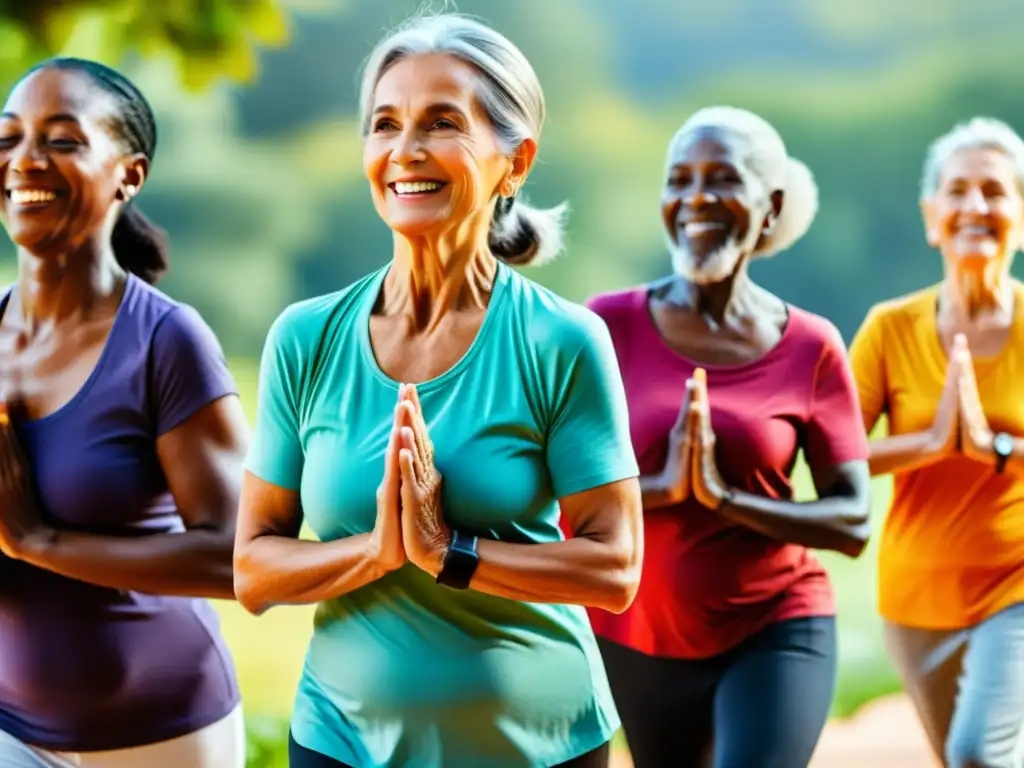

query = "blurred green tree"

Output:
[[0, 0, 290, 89]]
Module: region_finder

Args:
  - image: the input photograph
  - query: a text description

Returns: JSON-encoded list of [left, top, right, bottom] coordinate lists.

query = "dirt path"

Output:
[[609, 694, 938, 767]]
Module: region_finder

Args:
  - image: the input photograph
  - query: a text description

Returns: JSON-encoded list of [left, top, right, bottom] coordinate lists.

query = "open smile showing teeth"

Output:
[[391, 181, 445, 195], [683, 221, 727, 237], [8, 189, 58, 205], [958, 225, 996, 237]]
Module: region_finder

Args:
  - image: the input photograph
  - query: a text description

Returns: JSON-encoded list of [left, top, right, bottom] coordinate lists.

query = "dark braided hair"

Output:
[[20, 57, 169, 283]]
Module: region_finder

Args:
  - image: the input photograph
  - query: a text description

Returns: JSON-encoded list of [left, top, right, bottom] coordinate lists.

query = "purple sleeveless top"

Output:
[[0, 275, 240, 751]]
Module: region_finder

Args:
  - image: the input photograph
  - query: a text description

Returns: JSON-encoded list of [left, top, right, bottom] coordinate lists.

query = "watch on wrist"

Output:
[[436, 530, 479, 590], [993, 432, 1014, 474]]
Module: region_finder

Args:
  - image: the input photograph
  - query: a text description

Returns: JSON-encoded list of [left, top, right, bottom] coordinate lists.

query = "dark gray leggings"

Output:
[[598, 616, 837, 768], [288, 731, 611, 767]]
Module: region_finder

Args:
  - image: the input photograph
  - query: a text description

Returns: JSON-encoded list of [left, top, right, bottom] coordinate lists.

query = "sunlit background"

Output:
[[3, 0, 1020, 765]]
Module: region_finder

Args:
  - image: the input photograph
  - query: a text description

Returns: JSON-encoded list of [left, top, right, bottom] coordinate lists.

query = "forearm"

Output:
[[718, 490, 870, 558], [432, 534, 640, 614], [867, 431, 945, 476], [639, 473, 680, 510], [233, 532, 386, 615], [19, 528, 236, 599]]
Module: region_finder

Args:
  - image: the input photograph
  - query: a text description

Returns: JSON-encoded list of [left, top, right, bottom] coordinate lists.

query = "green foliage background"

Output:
[[1, 0, 1019, 764]]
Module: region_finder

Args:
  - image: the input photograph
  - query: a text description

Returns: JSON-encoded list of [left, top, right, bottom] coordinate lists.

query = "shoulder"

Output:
[[857, 285, 939, 336], [584, 286, 646, 322], [129, 279, 225, 362], [504, 269, 612, 358], [778, 306, 857, 382], [785, 305, 846, 352], [265, 269, 383, 352]]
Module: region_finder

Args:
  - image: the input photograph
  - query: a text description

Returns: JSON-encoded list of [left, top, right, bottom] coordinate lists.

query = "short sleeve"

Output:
[[150, 305, 237, 436], [244, 309, 306, 491], [804, 326, 870, 470], [545, 313, 639, 499], [848, 306, 889, 432]]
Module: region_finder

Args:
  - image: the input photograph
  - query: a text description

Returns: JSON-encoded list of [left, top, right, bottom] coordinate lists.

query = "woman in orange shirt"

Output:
[[850, 117, 1024, 768]]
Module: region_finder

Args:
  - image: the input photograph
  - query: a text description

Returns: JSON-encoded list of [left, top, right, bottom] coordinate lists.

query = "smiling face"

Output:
[[661, 128, 774, 284], [923, 146, 1024, 274], [0, 67, 147, 256], [363, 53, 517, 240]]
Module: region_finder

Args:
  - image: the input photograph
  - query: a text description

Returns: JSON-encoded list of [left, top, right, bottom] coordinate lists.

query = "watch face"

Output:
[[994, 433, 1014, 456]]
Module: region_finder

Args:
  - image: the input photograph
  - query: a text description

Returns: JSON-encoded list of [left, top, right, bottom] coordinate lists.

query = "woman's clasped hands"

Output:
[[928, 333, 998, 462], [0, 401, 52, 560], [368, 383, 451, 576], [659, 368, 733, 509]]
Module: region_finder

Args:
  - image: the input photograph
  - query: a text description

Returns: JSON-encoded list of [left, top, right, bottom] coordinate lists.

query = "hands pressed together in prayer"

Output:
[[928, 333, 1001, 462], [0, 401, 51, 560], [367, 383, 451, 576], [659, 368, 732, 510]]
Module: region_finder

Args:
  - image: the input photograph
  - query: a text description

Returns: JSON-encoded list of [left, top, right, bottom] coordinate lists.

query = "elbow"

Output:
[[597, 537, 643, 615], [602, 573, 640, 614], [232, 551, 272, 616], [837, 515, 872, 559]]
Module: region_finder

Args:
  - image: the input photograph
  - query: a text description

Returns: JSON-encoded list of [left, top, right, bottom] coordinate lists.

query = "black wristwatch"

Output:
[[436, 530, 479, 590], [994, 432, 1014, 474]]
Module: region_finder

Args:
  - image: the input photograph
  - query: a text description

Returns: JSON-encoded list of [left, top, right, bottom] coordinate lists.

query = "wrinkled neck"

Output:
[[661, 260, 757, 329], [384, 228, 497, 330]]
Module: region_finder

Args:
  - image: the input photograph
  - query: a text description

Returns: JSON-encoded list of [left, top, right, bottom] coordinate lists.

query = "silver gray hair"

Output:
[[674, 106, 819, 258], [920, 117, 1024, 200], [358, 12, 566, 266]]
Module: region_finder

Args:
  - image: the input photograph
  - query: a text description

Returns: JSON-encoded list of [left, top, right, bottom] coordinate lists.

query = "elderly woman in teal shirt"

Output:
[[233, 12, 643, 768]]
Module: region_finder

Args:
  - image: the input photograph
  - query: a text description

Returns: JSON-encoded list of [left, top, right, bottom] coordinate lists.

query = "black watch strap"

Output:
[[436, 530, 479, 590], [994, 432, 1014, 474]]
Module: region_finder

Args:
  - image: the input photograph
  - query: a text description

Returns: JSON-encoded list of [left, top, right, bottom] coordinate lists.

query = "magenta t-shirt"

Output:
[[0, 274, 240, 751], [577, 287, 868, 659]]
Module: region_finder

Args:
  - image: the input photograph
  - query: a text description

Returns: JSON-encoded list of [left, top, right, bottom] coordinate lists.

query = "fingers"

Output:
[[400, 403, 432, 476], [673, 369, 707, 432], [381, 402, 402, 499], [400, 426, 424, 487], [951, 334, 971, 370], [398, 448, 419, 505], [0, 409, 25, 496], [399, 384, 434, 463], [687, 368, 710, 432], [404, 383, 425, 418], [672, 389, 693, 433]]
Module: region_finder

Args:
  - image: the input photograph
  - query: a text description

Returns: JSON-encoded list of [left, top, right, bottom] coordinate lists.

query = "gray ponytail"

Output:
[[488, 195, 568, 265]]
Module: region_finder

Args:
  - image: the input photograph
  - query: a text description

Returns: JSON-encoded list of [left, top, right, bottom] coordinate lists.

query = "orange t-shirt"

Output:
[[850, 282, 1024, 629]]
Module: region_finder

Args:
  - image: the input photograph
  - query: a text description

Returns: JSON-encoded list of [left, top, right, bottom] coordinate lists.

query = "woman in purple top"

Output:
[[0, 60, 248, 767]]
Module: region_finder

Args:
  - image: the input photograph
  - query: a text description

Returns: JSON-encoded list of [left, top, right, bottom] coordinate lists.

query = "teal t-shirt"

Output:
[[246, 261, 639, 768]]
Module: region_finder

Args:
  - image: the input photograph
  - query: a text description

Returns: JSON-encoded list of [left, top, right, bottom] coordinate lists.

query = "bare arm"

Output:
[[424, 478, 643, 614], [867, 430, 949, 476], [232, 473, 393, 616], [717, 460, 871, 559], [19, 396, 249, 598], [639, 473, 683, 510]]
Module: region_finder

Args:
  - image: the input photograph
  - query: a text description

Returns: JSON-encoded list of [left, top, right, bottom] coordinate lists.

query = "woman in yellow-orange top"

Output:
[[850, 116, 1024, 768]]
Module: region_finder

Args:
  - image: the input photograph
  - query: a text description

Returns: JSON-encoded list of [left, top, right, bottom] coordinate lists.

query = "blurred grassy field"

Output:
[[219, 359, 901, 723]]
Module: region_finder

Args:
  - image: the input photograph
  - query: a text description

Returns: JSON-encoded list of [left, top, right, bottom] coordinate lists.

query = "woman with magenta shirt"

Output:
[[0, 60, 247, 766], [585, 107, 872, 767]]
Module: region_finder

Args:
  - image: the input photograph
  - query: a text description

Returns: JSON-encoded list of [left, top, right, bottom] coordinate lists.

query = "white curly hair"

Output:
[[674, 106, 819, 258], [920, 116, 1024, 200]]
